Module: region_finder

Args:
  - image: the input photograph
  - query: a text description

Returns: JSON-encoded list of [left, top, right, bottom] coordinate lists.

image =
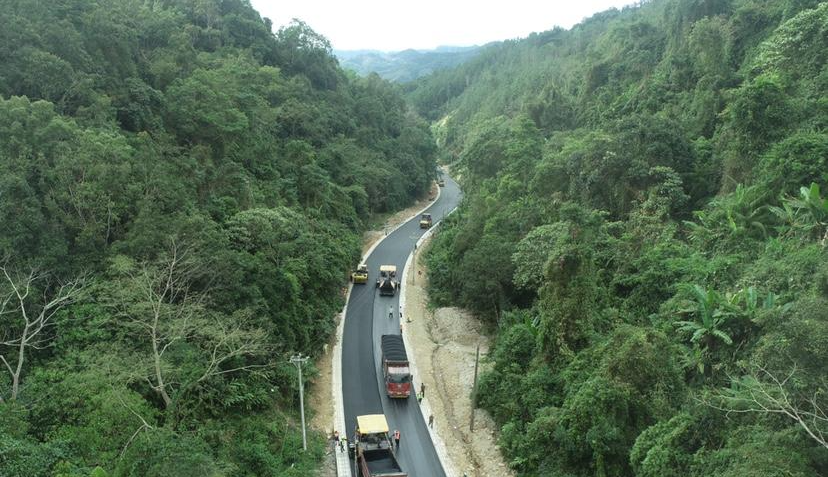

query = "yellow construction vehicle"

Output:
[[419, 213, 432, 229], [349, 414, 407, 477], [351, 264, 369, 284]]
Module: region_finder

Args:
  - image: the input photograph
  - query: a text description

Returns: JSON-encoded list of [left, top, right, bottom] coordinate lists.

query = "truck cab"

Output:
[[352, 414, 407, 477], [381, 335, 411, 398], [419, 213, 432, 229]]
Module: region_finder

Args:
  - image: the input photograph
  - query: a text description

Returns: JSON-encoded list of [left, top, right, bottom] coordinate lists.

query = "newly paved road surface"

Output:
[[342, 176, 462, 477]]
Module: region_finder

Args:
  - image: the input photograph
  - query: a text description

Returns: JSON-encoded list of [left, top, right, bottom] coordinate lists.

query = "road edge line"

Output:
[[333, 181, 443, 477]]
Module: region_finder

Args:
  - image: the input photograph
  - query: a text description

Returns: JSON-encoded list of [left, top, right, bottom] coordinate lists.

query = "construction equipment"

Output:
[[381, 335, 411, 399], [351, 263, 369, 284], [376, 265, 399, 296], [350, 414, 406, 477], [419, 213, 432, 229]]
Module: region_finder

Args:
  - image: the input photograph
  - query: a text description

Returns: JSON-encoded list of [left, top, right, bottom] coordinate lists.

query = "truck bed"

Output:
[[381, 335, 408, 361]]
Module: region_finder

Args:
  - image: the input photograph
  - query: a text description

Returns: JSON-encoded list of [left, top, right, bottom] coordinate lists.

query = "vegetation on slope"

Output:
[[417, 0, 828, 475], [336, 46, 482, 82], [0, 1, 435, 475]]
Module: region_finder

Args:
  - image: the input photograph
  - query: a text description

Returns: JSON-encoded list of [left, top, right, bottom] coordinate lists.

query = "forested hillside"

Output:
[[0, 1, 435, 475], [414, 0, 828, 475], [336, 46, 481, 82]]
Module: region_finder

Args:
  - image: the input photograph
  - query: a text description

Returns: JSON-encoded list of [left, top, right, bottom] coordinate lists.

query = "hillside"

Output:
[[0, 1, 435, 475], [336, 46, 481, 82], [412, 0, 828, 476]]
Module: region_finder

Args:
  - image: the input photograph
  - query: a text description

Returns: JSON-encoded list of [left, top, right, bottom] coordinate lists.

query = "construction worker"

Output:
[[393, 429, 401, 449], [340, 435, 347, 453]]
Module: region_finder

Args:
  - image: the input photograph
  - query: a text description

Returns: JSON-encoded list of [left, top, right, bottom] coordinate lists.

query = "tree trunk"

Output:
[[11, 327, 27, 401], [152, 335, 172, 408]]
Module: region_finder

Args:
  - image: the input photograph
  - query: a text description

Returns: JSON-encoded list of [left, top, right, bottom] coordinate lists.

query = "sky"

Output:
[[249, 0, 636, 51]]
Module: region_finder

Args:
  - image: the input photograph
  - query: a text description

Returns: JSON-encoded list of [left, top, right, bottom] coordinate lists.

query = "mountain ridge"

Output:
[[335, 45, 482, 82]]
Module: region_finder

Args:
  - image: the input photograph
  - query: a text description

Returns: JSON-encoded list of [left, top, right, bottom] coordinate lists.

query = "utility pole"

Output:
[[469, 343, 480, 431], [290, 354, 310, 450]]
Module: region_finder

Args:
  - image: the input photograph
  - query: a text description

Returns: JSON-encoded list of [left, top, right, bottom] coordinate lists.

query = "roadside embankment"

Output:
[[403, 237, 515, 477]]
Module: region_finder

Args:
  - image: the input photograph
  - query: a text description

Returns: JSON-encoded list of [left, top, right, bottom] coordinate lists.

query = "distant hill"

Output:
[[335, 46, 481, 82]]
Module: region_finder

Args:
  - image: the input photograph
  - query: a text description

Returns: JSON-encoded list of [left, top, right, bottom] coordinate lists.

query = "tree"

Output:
[[719, 73, 794, 184], [0, 1, 436, 473], [0, 264, 83, 402], [770, 182, 828, 241], [273, 19, 340, 90], [411, 1, 828, 475], [110, 241, 269, 415], [674, 285, 738, 375], [684, 184, 771, 247], [113, 427, 223, 477], [708, 364, 828, 450], [512, 223, 569, 292]]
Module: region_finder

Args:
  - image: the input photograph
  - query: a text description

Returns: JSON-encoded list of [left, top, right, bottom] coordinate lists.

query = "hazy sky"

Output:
[[249, 0, 635, 51]]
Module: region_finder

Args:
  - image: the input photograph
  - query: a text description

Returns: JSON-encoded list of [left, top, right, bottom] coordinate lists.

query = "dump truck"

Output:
[[351, 414, 406, 477], [375, 265, 399, 296], [381, 335, 411, 398], [351, 263, 369, 284], [419, 213, 432, 229]]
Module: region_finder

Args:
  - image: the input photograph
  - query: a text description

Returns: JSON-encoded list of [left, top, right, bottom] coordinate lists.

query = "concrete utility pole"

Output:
[[290, 354, 310, 450]]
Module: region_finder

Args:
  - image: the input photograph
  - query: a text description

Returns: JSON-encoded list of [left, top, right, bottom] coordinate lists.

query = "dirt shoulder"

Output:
[[404, 238, 515, 477], [308, 184, 439, 477]]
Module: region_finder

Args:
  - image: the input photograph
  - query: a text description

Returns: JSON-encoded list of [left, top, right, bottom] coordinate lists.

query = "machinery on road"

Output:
[[419, 213, 432, 229], [350, 414, 407, 477], [351, 263, 369, 284], [376, 265, 399, 296], [381, 335, 411, 398]]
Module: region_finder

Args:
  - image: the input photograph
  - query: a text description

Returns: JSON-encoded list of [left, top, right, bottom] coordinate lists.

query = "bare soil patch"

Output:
[[404, 239, 514, 477]]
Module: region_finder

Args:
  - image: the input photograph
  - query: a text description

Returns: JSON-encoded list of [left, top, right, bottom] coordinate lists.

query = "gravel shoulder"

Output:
[[403, 238, 515, 477]]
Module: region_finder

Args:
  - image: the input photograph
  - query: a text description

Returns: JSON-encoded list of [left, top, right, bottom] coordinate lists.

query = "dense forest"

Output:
[[0, 0, 435, 475], [415, 0, 828, 475]]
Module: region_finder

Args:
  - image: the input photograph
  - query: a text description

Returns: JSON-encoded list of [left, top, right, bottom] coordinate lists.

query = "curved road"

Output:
[[342, 176, 462, 477]]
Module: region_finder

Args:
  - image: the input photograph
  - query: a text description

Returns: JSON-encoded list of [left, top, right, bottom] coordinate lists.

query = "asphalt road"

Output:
[[342, 176, 462, 477]]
